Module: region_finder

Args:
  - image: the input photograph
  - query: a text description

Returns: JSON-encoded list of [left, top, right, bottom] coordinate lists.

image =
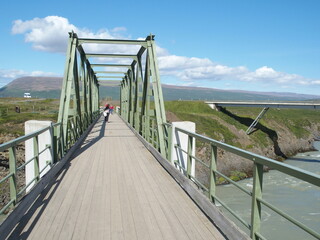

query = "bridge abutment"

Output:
[[25, 120, 53, 192], [170, 121, 196, 177]]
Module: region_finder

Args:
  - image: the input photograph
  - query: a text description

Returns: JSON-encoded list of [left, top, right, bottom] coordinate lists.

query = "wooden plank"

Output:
[[71, 133, 103, 240], [121, 140, 164, 240], [84, 140, 105, 239], [127, 139, 191, 239], [109, 132, 125, 240], [119, 137, 157, 240], [34, 146, 95, 239]]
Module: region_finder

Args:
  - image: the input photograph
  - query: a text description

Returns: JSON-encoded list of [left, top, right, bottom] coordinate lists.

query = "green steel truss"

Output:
[[58, 32, 100, 150], [58, 32, 167, 156]]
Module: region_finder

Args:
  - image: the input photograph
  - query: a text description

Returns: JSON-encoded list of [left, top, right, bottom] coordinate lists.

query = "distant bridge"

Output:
[[205, 101, 320, 110], [206, 101, 320, 134]]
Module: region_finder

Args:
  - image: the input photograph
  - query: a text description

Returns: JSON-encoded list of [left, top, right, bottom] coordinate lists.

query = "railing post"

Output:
[[9, 147, 17, 207], [146, 116, 150, 143], [60, 123, 65, 158], [151, 119, 155, 146], [51, 123, 58, 164], [209, 144, 217, 204], [33, 136, 40, 183], [250, 161, 264, 239], [187, 135, 193, 179], [167, 124, 172, 162]]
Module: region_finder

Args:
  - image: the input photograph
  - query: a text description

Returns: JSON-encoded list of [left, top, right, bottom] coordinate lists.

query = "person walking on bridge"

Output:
[[109, 105, 114, 114], [104, 104, 110, 122]]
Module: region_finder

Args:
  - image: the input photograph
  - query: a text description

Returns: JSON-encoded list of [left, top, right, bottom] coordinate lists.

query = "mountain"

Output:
[[0, 77, 63, 99], [1, 76, 319, 101]]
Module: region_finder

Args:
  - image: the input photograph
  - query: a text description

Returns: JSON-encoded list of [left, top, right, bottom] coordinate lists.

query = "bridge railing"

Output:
[[0, 124, 58, 216], [0, 111, 100, 218], [169, 124, 319, 240]]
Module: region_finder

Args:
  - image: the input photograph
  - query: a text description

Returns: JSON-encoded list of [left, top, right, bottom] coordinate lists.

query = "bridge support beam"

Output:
[[207, 103, 221, 111], [246, 107, 269, 135]]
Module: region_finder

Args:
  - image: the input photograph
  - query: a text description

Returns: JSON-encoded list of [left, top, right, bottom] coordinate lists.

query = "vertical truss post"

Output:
[[146, 35, 167, 156], [128, 69, 134, 124], [71, 51, 82, 134], [141, 55, 148, 138], [58, 32, 78, 146], [136, 48, 145, 134]]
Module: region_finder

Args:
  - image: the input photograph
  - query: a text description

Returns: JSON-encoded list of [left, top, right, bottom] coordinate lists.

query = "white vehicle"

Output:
[[24, 93, 31, 98]]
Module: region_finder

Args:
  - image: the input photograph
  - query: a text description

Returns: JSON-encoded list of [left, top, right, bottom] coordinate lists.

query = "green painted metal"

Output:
[[208, 144, 217, 203], [58, 32, 100, 148], [0, 124, 60, 214], [250, 162, 263, 239], [9, 147, 17, 207], [187, 135, 193, 178], [171, 125, 320, 239], [33, 136, 40, 183]]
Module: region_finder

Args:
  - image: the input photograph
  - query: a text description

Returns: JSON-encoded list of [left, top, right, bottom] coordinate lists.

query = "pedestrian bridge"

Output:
[[0, 33, 319, 240], [2, 115, 226, 239]]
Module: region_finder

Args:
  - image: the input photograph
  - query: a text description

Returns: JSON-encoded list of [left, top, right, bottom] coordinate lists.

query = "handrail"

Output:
[[170, 124, 320, 239], [0, 110, 100, 217], [0, 126, 50, 151], [175, 126, 320, 187]]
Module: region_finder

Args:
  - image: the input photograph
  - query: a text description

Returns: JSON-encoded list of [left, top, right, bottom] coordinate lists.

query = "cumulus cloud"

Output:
[[12, 16, 131, 53], [11, 16, 320, 89]]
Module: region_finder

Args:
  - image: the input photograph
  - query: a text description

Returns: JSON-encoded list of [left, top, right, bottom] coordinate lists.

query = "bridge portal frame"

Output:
[[58, 32, 167, 157]]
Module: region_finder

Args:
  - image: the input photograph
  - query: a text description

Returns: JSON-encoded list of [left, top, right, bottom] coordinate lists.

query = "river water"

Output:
[[217, 142, 320, 240]]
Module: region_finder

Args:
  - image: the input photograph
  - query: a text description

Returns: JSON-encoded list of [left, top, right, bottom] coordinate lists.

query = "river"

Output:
[[217, 142, 320, 240]]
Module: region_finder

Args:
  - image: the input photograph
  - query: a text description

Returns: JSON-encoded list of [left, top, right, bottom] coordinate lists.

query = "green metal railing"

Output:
[[0, 124, 58, 215], [0, 111, 100, 216], [169, 124, 320, 240]]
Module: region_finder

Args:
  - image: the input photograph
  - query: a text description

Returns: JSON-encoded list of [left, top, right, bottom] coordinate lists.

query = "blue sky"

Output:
[[1, 0, 319, 95]]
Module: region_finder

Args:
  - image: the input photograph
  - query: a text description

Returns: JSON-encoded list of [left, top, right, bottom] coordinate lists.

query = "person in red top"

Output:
[[110, 105, 114, 114], [103, 104, 110, 122]]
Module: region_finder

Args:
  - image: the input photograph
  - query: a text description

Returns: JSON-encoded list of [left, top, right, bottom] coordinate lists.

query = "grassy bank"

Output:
[[165, 101, 319, 150], [165, 101, 320, 184], [0, 98, 59, 136]]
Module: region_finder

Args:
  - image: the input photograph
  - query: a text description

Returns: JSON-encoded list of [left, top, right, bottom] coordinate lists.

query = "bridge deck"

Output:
[[7, 114, 224, 240]]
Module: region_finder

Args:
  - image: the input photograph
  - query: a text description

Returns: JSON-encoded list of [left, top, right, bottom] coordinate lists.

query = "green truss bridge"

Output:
[[0, 33, 319, 240]]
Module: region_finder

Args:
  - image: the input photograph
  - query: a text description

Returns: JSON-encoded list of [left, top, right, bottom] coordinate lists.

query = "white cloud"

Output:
[[12, 16, 132, 53], [12, 16, 78, 52], [12, 16, 320, 90]]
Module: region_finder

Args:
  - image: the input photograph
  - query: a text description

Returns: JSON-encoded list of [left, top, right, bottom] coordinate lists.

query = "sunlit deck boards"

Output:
[[7, 114, 224, 240]]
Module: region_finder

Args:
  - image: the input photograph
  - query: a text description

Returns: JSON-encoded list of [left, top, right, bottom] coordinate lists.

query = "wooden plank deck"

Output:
[[6, 114, 225, 240]]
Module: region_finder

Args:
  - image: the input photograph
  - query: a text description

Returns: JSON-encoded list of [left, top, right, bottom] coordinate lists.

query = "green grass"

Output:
[[165, 101, 320, 150], [0, 98, 59, 136]]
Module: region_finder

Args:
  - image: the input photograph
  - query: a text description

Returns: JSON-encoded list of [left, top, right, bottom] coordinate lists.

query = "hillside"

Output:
[[165, 101, 320, 184], [0, 77, 62, 99], [1, 76, 320, 101]]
